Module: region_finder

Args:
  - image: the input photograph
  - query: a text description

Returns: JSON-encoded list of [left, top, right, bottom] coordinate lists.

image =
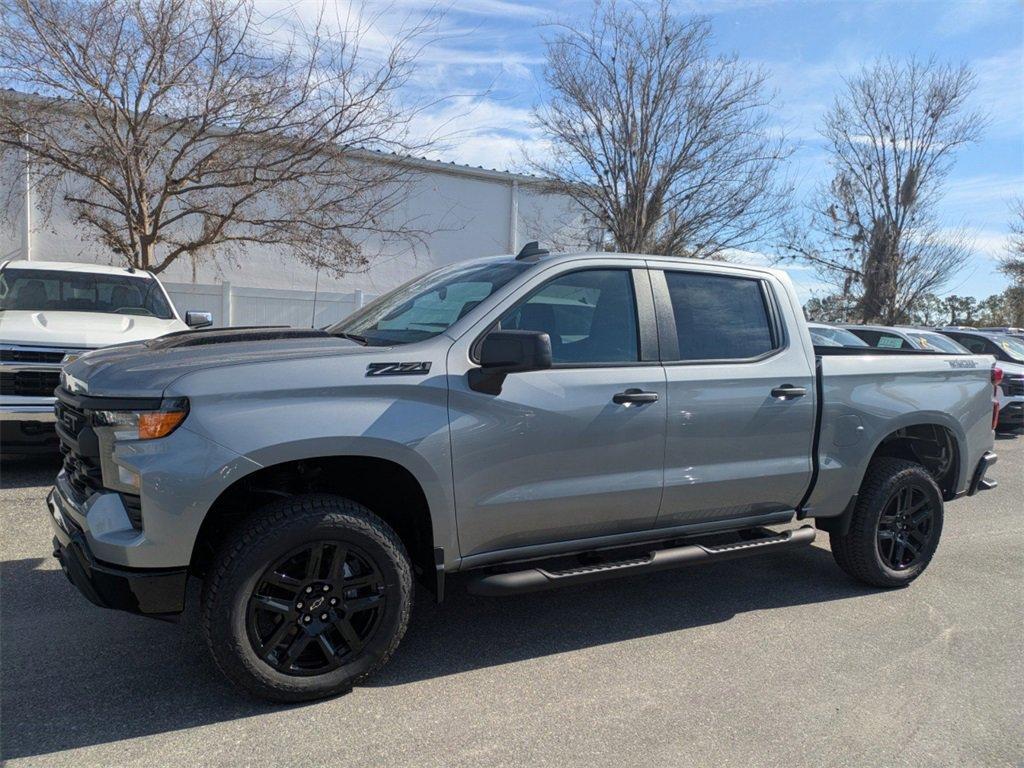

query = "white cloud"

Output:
[[969, 45, 1024, 138], [944, 174, 1024, 208], [933, 0, 1012, 38]]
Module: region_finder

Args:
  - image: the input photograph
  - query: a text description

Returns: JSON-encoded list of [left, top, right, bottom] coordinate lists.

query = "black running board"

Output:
[[466, 526, 817, 596]]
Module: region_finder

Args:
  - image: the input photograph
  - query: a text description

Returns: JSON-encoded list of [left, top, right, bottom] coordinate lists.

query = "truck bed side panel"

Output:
[[808, 354, 994, 518]]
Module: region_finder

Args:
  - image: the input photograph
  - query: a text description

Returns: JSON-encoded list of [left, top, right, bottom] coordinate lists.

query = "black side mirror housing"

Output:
[[468, 330, 552, 394], [185, 310, 214, 328]]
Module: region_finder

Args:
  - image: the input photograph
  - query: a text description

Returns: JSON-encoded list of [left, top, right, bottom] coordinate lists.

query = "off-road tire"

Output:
[[201, 494, 412, 702], [830, 458, 944, 588]]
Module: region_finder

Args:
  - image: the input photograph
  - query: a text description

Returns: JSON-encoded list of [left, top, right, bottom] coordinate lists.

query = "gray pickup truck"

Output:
[[48, 246, 999, 701]]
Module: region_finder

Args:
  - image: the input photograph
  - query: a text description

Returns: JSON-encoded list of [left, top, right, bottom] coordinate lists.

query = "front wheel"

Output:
[[829, 458, 944, 588], [201, 494, 413, 702]]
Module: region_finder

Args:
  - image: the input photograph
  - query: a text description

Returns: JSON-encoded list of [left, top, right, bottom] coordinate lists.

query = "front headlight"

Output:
[[93, 399, 189, 440], [93, 398, 189, 493]]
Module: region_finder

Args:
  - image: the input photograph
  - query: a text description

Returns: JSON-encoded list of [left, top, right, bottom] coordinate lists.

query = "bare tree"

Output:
[[0, 0, 439, 275], [1000, 197, 1024, 325], [525, 0, 790, 258], [783, 57, 985, 324]]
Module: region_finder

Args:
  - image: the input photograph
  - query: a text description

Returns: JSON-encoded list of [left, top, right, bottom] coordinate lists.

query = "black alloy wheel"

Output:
[[202, 494, 413, 702], [875, 485, 937, 570], [829, 457, 944, 588], [246, 542, 386, 676]]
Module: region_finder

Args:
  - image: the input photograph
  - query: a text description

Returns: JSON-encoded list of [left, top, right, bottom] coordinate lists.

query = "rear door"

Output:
[[649, 263, 816, 527]]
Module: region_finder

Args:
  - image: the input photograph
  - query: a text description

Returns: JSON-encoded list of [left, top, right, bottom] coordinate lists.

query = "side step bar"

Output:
[[466, 526, 817, 596]]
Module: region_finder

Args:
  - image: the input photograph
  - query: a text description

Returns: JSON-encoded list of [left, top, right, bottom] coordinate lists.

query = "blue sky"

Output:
[[275, 0, 1023, 302]]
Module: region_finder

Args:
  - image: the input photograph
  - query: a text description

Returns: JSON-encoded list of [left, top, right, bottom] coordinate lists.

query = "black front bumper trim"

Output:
[[48, 491, 187, 619]]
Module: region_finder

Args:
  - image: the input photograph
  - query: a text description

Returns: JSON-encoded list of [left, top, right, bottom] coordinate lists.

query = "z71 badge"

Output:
[[366, 361, 432, 376]]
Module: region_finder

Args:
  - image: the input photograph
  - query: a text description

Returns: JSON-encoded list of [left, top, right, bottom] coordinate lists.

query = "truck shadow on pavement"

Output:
[[0, 542, 876, 760]]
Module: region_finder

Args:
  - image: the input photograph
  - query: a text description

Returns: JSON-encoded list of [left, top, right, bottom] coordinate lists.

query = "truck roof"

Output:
[[0, 259, 150, 277], [489, 249, 788, 280]]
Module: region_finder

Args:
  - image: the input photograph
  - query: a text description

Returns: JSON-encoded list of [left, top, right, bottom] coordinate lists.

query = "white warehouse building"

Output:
[[1, 149, 597, 327]]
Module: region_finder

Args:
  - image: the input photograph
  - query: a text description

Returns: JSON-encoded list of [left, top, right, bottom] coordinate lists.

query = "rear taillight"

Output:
[[992, 367, 1002, 430]]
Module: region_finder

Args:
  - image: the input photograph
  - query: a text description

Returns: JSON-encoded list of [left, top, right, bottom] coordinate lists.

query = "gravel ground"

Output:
[[2, 437, 1022, 767]]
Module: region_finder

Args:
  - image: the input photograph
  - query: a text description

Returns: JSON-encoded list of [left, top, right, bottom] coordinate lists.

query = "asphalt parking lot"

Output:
[[1, 438, 1022, 768]]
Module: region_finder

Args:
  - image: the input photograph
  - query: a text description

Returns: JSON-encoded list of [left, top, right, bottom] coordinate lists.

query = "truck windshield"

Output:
[[995, 335, 1024, 362], [0, 268, 174, 319], [905, 331, 969, 354], [809, 325, 869, 347], [330, 260, 530, 345]]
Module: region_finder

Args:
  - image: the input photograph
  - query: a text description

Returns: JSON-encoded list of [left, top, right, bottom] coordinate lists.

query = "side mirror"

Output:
[[185, 310, 214, 328], [468, 330, 552, 394]]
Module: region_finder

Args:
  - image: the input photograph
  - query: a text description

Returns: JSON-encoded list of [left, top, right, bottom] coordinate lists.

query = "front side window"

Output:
[[331, 260, 530, 346], [663, 272, 776, 361], [498, 269, 639, 364], [0, 268, 173, 319]]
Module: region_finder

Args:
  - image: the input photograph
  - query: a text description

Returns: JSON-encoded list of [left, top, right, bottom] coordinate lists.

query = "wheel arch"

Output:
[[864, 419, 964, 501], [190, 439, 453, 595]]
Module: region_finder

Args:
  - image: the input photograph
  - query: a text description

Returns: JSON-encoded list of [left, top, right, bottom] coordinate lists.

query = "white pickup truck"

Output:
[[0, 259, 211, 454]]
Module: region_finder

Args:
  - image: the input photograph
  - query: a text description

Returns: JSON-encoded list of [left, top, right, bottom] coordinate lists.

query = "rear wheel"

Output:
[[201, 494, 412, 702], [829, 458, 943, 588]]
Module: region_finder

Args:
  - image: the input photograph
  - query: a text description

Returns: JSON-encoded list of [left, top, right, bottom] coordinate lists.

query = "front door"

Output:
[[448, 265, 667, 558], [649, 264, 816, 527]]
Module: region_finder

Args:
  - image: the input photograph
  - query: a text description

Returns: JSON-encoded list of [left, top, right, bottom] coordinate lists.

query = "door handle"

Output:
[[771, 384, 807, 400], [613, 388, 659, 405]]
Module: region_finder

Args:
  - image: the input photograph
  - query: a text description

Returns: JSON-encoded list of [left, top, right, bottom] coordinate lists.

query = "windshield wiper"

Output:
[[333, 331, 369, 346]]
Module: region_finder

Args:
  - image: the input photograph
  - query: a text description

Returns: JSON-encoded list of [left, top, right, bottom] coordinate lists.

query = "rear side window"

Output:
[[663, 272, 776, 361]]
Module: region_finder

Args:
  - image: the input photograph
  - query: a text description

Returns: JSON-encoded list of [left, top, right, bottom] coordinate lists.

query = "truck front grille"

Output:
[[0, 370, 62, 397], [1001, 375, 1024, 397], [0, 348, 66, 365], [54, 390, 144, 528], [54, 394, 103, 503]]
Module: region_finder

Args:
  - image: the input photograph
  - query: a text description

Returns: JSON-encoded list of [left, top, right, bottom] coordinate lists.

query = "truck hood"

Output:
[[62, 328, 372, 398], [0, 310, 187, 349]]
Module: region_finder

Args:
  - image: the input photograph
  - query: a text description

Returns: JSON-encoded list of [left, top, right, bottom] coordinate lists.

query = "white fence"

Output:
[[164, 282, 379, 328]]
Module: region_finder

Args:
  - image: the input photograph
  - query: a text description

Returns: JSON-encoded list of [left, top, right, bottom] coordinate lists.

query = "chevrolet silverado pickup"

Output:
[[46, 246, 999, 702], [1, 260, 212, 454]]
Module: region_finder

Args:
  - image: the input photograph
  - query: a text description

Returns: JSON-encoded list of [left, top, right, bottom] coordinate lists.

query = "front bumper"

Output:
[[1, 398, 59, 453], [0, 401, 57, 422], [47, 486, 187, 617]]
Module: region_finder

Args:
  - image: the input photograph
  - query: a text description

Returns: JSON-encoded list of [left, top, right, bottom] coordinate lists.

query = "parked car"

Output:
[[844, 324, 971, 354], [0, 260, 212, 454], [48, 247, 998, 702], [807, 322, 870, 348], [977, 327, 1024, 339], [935, 328, 1024, 433]]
